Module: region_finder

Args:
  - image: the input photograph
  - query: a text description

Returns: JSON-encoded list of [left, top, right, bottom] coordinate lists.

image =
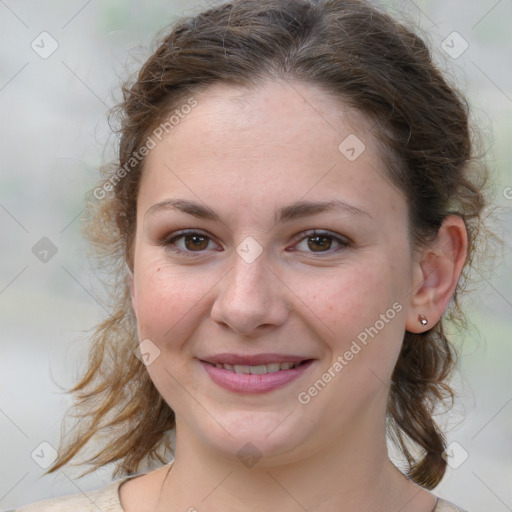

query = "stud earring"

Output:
[[418, 313, 428, 326]]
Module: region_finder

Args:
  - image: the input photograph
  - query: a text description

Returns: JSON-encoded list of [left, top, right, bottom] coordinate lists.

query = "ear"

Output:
[[405, 215, 468, 333]]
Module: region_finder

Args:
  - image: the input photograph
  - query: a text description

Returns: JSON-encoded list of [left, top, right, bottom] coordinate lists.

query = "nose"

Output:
[[210, 249, 290, 336]]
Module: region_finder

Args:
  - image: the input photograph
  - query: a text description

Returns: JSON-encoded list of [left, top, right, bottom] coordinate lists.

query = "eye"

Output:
[[162, 230, 220, 255], [160, 229, 351, 257], [291, 230, 351, 255]]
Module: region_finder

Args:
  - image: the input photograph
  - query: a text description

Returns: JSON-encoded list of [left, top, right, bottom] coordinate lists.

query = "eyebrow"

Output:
[[145, 198, 372, 223]]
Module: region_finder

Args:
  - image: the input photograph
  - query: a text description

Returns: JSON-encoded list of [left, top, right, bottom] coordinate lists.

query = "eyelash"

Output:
[[160, 229, 351, 257]]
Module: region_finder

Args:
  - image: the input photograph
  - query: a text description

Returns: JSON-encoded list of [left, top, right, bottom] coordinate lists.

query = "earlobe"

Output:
[[405, 215, 468, 333]]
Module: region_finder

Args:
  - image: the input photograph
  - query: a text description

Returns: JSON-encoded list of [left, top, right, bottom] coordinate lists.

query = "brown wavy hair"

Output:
[[47, 0, 495, 489]]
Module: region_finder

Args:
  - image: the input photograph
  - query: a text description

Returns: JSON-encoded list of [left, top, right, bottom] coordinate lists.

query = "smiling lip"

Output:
[[199, 353, 314, 394]]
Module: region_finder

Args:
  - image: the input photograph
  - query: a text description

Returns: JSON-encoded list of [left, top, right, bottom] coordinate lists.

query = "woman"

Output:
[[14, 0, 491, 510]]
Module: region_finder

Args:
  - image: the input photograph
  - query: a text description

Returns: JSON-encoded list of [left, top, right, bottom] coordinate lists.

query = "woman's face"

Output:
[[131, 80, 418, 463]]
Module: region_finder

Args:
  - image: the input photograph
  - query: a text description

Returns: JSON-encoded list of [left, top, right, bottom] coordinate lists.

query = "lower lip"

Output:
[[201, 360, 314, 394]]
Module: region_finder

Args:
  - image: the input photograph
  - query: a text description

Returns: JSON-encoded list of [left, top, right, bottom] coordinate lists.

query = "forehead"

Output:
[[159, 80, 373, 157], [139, 80, 405, 223]]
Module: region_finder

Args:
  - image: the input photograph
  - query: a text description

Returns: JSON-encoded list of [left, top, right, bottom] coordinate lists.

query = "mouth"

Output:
[[199, 354, 315, 394]]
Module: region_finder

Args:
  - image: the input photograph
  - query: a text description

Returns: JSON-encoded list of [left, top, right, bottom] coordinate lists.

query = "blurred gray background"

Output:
[[1, 0, 511, 510]]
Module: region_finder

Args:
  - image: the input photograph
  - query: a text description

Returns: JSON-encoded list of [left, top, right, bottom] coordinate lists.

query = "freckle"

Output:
[[157, 268, 161, 272]]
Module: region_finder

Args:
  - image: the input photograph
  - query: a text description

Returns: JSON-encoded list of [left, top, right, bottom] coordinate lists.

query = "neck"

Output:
[[153, 413, 435, 512]]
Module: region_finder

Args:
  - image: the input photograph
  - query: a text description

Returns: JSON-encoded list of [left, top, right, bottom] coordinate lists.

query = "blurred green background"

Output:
[[1, 0, 510, 509]]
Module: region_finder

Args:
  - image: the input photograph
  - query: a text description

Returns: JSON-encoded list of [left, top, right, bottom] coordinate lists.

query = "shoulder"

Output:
[[434, 497, 469, 512], [8, 478, 129, 512], [8, 463, 172, 512]]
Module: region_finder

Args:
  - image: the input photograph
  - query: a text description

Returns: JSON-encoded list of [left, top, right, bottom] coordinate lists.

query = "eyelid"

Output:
[[291, 229, 350, 244]]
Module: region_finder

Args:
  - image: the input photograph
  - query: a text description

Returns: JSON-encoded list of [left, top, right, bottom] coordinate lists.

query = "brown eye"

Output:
[[307, 234, 334, 252], [163, 230, 219, 255], [181, 234, 210, 251], [293, 230, 350, 255]]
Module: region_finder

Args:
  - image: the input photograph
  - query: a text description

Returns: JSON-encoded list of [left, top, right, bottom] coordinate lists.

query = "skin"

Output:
[[121, 80, 468, 512]]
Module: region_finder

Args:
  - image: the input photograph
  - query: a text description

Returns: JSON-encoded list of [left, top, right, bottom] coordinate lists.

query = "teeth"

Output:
[[249, 364, 268, 375], [233, 364, 250, 374], [214, 362, 301, 374]]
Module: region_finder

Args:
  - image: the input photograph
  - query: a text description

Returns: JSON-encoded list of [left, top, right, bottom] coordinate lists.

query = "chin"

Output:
[[188, 408, 315, 466]]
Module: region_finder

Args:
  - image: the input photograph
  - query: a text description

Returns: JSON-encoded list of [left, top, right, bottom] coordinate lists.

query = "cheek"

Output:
[[132, 257, 220, 347], [299, 261, 397, 338], [297, 254, 407, 375], [132, 261, 213, 407]]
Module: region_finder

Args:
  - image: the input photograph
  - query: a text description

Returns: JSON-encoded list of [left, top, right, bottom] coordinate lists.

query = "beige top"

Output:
[[10, 469, 468, 512]]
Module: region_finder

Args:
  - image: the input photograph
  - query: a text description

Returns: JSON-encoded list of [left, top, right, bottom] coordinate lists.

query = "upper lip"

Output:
[[200, 353, 312, 366]]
